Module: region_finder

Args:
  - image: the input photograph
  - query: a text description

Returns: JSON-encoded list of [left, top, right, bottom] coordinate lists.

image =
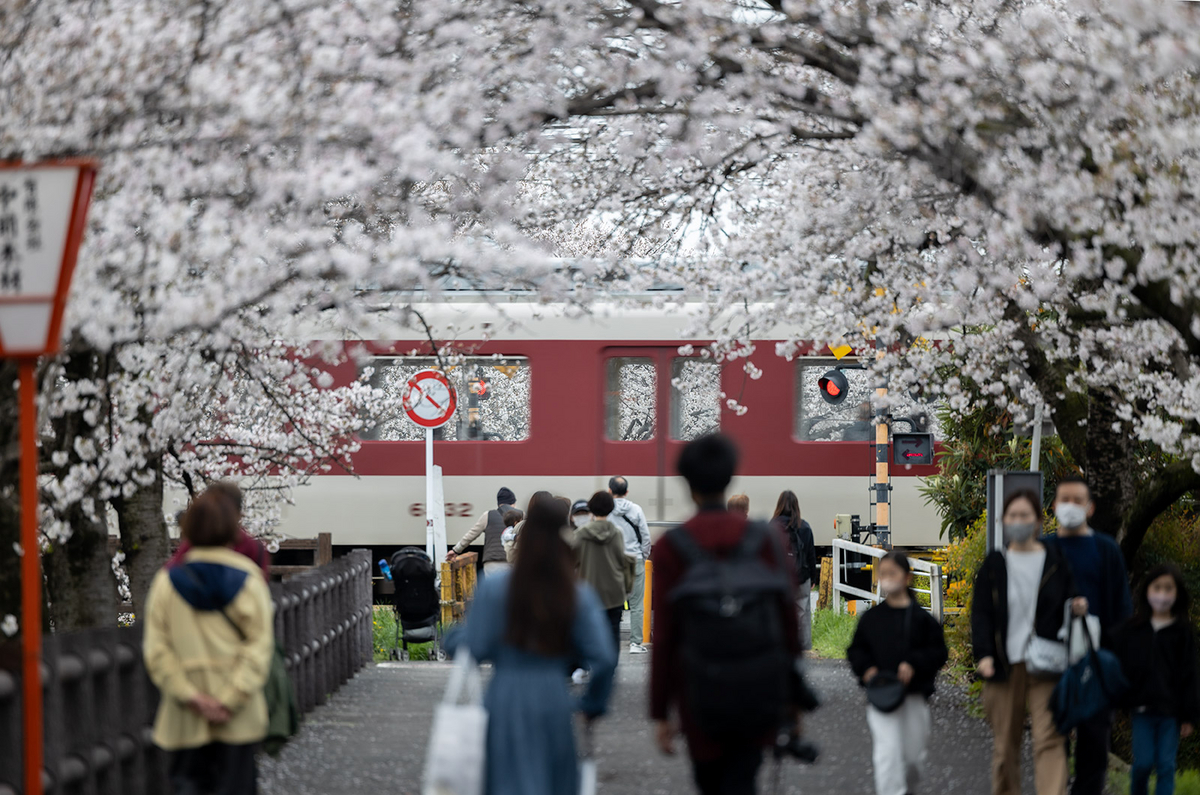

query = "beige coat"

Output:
[[143, 546, 274, 750]]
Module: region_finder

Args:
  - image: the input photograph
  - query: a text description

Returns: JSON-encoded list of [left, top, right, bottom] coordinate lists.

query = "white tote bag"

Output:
[[424, 653, 488, 795], [1058, 602, 1101, 664], [578, 721, 597, 795]]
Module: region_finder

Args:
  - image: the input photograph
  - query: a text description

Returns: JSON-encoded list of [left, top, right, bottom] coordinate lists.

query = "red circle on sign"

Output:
[[403, 370, 457, 428]]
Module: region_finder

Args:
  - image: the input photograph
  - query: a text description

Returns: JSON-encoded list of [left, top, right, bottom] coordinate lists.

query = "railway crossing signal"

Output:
[[892, 432, 934, 466], [817, 369, 850, 405]]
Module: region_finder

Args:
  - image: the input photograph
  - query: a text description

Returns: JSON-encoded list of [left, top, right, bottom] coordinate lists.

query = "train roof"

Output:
[[290, 292, 802, 343]]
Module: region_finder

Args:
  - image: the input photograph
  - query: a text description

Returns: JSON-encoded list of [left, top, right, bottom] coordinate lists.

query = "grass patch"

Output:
[[371, 605, 435, 661], [811, 609, 858, 660], [1105, 763, 1200, 795]]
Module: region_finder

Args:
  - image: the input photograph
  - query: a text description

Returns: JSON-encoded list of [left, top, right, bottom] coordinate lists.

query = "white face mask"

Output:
[[572, 515, 590, 528], [878, 578, 905, 597], [1055, 502, 1087, 530], [1148, 594, 1176, 615]]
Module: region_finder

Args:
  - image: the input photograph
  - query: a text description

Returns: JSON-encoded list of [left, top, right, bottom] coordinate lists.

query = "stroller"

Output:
[[388, 547, 446, 661]]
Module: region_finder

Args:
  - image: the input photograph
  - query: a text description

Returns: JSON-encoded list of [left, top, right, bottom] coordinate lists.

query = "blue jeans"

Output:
[[1130, 713, 1179, 795]]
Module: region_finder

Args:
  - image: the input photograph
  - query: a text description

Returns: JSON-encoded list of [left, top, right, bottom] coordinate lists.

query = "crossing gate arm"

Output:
[[831, 538, 945, 623]]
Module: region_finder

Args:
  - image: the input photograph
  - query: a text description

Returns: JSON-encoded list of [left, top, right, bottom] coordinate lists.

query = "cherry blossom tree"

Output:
[[421, 0, 1200, 562], [6, 0, 1200, 633], [0, 0, 542, 628]]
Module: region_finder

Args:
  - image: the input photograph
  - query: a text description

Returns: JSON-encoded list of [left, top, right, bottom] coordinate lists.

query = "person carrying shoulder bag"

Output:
[[972, 489, 1089, 795], [847, 551, 948, 795], [144, 490, 275, 795]]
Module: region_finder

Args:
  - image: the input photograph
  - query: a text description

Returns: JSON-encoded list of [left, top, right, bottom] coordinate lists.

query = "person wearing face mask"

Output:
[[571, 491, 636, 658], [1043, 475, 1133, 795], [1112, 564, 1199, 795], [570, 501, 593, 530], [846, 552, 948, 795], [972, 489, 1088, 795]]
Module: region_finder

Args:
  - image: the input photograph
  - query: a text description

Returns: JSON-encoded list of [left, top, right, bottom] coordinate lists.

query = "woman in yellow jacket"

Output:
[[144, 490, 275, 795]]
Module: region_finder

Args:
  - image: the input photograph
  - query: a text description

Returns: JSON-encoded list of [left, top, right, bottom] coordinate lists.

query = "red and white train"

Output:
[[276, 298, 943, 556]]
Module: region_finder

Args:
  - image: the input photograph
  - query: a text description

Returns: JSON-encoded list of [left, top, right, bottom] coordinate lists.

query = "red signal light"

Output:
[[817, 370, 850, 405]]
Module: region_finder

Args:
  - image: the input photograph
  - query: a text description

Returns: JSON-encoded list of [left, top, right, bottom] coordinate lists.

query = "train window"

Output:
[[794, 359, 939, 441], [795, 360, 874, 441], [361, 356, 531, 441], [606, 358, 657, 441], [671, 358, 721, 440]]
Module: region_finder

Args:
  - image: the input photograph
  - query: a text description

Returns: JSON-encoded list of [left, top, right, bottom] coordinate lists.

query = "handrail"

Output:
[[830, 538, 945, 623], [0, 550, 374, 794]]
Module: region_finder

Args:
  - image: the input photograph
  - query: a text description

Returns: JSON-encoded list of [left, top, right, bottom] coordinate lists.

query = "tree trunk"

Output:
[[114, 456, 171, 619], [0, 360, 22, 623], [1118, 460, 1200, 565], [38, 347, 120, 628], [42, 503, 118, 630], [1082, 387, 1139, 540]]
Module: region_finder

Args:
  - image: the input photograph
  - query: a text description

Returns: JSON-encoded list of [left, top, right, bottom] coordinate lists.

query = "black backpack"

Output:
[[667, 521, 793, 739]]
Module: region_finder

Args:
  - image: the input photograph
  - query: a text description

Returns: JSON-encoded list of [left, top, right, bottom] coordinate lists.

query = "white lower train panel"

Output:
[[269, 474, 944, 548]]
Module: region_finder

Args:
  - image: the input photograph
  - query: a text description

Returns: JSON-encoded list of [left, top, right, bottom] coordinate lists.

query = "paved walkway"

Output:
[[259, 646, 1021, 794]]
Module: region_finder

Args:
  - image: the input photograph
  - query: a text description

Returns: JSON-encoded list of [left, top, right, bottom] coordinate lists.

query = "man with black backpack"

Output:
[[650, 434, 815, 795]]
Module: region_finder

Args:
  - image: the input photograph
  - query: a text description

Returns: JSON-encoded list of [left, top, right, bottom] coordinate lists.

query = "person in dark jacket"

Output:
[[166, 482, 270, 579], [1045, 474, 1133, 795], [572, 491, 636, 656], [1113, 564, 1200, 795], [847, 551, 948, 795], [973, 489, 1087, 795], [651, 434, 807, 795], [772, 490, 817, 652], [449, 487, 518, 572]]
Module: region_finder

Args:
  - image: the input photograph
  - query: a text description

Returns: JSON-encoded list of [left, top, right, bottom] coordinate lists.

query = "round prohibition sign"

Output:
[[403, 369, 457, 429]]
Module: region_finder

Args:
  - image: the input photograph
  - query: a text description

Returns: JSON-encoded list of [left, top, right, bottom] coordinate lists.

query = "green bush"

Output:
[[371, 605, 435, 661], [940, 515, 987, 673], [811, 609, 859, 660], [918, 402, 1077, 541]]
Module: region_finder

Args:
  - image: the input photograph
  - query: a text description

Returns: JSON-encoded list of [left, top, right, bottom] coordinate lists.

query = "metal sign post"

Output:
[[873, 353, 891, 549], [0, 160, 97, 795], [986, 469, 1045, 551], [403, 369, 456, 583]]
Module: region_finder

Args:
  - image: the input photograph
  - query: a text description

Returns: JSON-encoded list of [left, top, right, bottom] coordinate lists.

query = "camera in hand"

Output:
[[774, 729, 819, 764]]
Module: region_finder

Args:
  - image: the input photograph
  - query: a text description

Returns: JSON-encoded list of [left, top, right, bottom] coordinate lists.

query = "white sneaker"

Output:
[[571, 668, 590, 684], [629, 642, 647, 654]]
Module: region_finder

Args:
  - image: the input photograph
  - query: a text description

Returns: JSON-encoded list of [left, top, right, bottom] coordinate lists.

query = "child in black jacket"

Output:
[[847, 552, 948, 795], [1113, 564, 1200, 795]]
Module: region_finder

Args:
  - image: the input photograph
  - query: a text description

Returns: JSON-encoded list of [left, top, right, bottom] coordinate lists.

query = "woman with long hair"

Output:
[[1113, 563, 1199, 795], [772, 490, 817, 651], [455, 498, 617, 795], [503, 490, 554, 563]]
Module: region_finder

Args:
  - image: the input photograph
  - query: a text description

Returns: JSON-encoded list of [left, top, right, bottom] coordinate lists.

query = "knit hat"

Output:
[[497, 487, 517, 506]]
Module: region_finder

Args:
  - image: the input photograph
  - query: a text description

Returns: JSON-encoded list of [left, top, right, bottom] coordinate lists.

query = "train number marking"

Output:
[[408, 503, 474, 518]]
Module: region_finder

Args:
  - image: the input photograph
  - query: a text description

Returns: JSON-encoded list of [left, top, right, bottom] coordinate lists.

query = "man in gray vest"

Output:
[[447, 487, 517, 573], [609, 476, 652, 653]]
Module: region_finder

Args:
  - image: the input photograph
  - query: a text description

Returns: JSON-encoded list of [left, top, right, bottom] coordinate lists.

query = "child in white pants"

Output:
[[866, 693, 932, 795], [847, 552, 949, 795]]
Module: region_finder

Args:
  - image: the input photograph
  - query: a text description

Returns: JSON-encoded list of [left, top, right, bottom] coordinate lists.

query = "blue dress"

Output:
[[454, 572, 617, 795]]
